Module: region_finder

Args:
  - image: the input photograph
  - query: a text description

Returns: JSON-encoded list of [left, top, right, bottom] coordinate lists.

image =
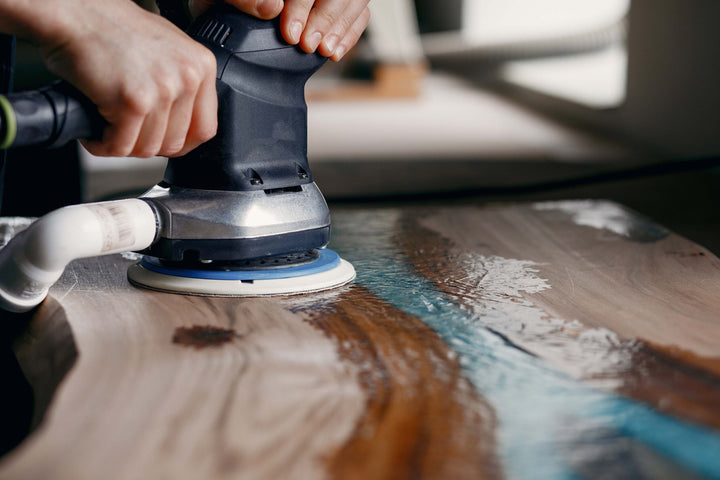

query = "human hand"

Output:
[[41, 0, 217, 158], [188, 0, 371, 62]]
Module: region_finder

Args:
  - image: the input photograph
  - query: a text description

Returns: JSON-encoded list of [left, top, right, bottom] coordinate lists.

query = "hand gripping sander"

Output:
[[0, 6, 355, 305]]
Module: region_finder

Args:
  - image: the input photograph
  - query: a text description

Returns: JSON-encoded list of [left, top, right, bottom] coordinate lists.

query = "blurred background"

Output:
[[3, 0, 720, 252]]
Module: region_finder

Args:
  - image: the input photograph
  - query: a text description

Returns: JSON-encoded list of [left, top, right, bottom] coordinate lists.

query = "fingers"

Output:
[[83, 104, 144, 157], [159, 51, 218, 157], [329, 4, 370, 61], [159, 92, 195, 157], [174, 73, 218, 157], [280, 0, 315, 45], [281, 0, 370, 61], [41, 1, 219, 159], [70, 0, 370, 160], [82, 38, 217, 158], [189, 0, 283, 19], [132, 87, 174, 158], [186, 0, 371, 62]]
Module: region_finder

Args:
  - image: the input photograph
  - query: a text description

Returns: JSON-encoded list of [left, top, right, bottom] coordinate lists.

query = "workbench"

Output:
[[1, 200, 719, 479]]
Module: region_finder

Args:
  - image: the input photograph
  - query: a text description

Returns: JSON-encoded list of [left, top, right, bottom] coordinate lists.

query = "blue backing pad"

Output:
[[140, 249, 342, 281]]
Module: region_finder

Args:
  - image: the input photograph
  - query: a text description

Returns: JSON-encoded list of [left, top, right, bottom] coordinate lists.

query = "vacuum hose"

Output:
[[0, 81, 103, 149], [0, 199, 157, 312]]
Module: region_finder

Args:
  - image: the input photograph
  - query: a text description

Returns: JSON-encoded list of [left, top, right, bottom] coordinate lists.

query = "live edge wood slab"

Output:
[[1, 200, 720, 480]]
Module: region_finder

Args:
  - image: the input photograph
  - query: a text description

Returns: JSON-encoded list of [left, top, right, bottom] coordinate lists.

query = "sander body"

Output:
[[147, 7, 330, 265], [0, 6, 355, 298]]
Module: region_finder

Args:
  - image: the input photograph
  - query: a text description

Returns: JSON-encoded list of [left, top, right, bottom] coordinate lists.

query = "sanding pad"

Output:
[[127, 249, 355, 296]]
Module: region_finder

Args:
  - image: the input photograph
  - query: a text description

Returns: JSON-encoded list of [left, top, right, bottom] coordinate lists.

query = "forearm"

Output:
[[0, 0, 74, 47], [0, 0, 218, 158]]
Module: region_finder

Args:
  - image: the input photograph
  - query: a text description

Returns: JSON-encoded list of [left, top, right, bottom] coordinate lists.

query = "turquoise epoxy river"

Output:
[[331, 209, 720, 480]]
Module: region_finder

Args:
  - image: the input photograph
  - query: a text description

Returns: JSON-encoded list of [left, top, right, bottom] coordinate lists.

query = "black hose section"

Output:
[[5, 82, 104, 149], [43, 82, 104, 147]]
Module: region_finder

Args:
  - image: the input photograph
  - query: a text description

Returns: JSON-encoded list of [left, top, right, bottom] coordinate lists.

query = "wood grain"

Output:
[[3, 200, 720, 479], [396, 202, 720, 430], [298, 287, 499, 479], [0, 254, 496, 479], [2, 284, 367, 479]]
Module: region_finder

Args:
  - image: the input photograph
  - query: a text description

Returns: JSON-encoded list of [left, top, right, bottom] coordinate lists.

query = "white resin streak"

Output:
[[422, 212, 636, 387], [534, 200, 637, 238]]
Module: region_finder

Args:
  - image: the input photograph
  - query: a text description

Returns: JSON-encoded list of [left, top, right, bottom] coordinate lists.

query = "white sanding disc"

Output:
[[127, 250, 356, 297]]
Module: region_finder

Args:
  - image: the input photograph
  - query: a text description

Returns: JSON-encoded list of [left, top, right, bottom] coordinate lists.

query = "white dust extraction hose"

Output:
[[0, 199, 157, 312]]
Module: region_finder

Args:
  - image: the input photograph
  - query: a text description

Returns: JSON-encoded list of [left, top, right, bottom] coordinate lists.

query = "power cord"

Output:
[[329, 156, 720, 203]]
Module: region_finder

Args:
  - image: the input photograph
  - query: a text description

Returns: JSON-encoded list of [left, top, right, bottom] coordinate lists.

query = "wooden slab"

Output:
[[1, 200, 720, 479]]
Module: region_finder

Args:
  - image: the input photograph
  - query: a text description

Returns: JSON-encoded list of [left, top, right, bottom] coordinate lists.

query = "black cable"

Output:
[[328, 156, 720, 203], [489, 156, 720, 193]]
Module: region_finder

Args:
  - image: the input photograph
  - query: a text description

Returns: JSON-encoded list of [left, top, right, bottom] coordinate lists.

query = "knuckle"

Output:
[[195, 121, 218, 144], [103, 129, 136, 157], [335, 11, 358, 33], [109, 142, 134, 158], [340, 16, 354, 32], [133, 147, 155, 159], [156, 78, 178, 104], [133, 138, 162, 158], [198, 126, 217, 144], [161, 131, 187, 154], [180, 65, 203, 91], [83, 143, 106, 157], [162, 141, 185, 157], [199, 48, 217, 73], [123, 87, 155, 115], [179, 51, 214, 90], [313, 8, 337, 29], [358, 7, 371, 27]]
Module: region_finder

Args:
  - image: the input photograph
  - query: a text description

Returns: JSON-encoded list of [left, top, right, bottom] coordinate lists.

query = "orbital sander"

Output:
[[0, 5, 355, 299]]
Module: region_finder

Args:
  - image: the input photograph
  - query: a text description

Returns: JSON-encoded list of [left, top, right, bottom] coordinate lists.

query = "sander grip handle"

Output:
[[0, 81, 104, 149], [162, 7, 327, 191]]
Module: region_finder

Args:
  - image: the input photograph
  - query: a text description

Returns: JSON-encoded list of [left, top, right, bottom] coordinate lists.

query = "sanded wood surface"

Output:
[[1, 200, 720, 479]]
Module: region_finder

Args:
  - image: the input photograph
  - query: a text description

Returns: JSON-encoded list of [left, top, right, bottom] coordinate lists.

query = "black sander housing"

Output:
[[144, 7, 331, 266], [0, 7, 333, 269]]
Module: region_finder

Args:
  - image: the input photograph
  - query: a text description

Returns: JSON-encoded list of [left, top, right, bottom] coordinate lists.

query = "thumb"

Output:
[[188, 0, 283, 19]]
